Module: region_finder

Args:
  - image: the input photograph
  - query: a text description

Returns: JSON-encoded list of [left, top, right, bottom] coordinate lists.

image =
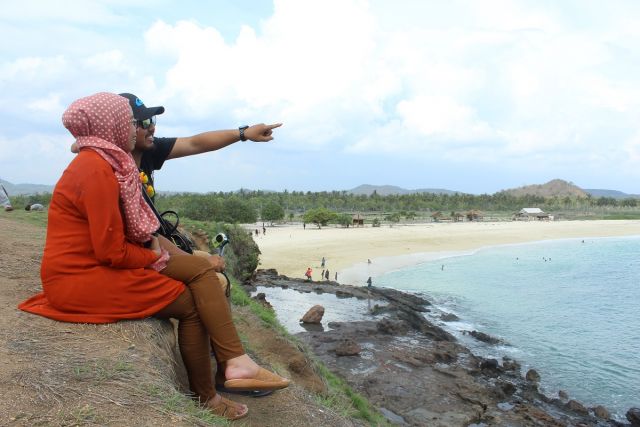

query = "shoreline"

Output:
[[254, 220, 640, 285], [249, 270, 633, 425]]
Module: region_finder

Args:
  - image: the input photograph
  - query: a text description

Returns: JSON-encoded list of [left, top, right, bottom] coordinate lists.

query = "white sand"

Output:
[[254, 220, 640, 285]]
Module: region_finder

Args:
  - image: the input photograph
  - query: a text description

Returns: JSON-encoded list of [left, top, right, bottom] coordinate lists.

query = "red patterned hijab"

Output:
[[62, 92, 160, 244]]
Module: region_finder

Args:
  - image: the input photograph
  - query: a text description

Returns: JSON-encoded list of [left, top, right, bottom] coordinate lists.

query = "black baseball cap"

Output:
[[119, 93, 165, 120]]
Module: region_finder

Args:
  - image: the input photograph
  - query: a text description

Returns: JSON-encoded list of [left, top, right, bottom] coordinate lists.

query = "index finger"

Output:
[[266, 123, 283, 130]]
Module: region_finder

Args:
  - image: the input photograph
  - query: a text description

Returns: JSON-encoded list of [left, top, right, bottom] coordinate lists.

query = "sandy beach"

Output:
[[254, 220, 640, 285]]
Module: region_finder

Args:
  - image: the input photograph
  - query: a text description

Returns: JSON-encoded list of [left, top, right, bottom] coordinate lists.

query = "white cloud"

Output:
[[27, 93, 64, 114], [2, 0, 640, 192]]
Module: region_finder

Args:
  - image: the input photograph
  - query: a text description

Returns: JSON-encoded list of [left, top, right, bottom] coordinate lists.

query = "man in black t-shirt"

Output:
[[120, 93, 281, 203]]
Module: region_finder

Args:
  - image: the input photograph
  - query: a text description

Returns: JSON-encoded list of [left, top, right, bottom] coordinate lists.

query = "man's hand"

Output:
[[245, 123, 282, 142], [149, 235, 162, 257], [207, 255, 226, 272]]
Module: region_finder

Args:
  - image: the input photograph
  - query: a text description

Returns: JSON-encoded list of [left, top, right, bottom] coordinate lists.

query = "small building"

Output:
[[466, 209, 484, 221], [514, 208, 550, 221], [352, 213, 365, 227]]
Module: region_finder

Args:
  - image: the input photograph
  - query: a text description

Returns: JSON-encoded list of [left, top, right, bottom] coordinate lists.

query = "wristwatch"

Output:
[[239, 125, 249, 141]]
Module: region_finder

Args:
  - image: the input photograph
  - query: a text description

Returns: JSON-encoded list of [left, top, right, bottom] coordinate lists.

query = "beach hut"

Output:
[[514, 208, 550, 221], [452, 212, 465, 222], [466, 209, 484, 221], [352, 213, 365, 227]]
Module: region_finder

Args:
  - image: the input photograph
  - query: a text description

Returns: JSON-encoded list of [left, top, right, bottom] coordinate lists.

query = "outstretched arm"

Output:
[[167, 123, 282, 159]]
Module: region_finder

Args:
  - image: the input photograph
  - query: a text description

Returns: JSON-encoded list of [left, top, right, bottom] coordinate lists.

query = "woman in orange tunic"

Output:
[[19, 92, 288, 420]]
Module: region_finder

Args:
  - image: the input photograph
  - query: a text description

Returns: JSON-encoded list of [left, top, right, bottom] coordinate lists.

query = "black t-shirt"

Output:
[[139, 137, 177, 201]]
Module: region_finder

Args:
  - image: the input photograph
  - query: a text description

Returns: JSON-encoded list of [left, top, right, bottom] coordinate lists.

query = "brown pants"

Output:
[[154, 255, 244, 402]]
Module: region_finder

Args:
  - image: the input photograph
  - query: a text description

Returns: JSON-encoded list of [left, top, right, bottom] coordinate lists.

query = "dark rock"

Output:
[[334, 338, 361, 356], [502, 357, 520, 372], [480, 358, 499, 371], [440, 312, 460, 321], [525, 369, 540, 383], [376, 318, 409, 335], [396, 307, 455, 341], [499, 381, 516, 396], [467, 330, 502, 344], [300, 305, 325, 324], [627, 408, 640, 426], [335, 290, 353, 298], [593, 405, 610, 419], [252, 292, 273, 309], [566, 399, 589, 415]]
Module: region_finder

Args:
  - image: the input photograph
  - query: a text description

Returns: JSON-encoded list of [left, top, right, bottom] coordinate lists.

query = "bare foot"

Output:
[[206, 394, 248, 420], [224, 354, 261, 380]]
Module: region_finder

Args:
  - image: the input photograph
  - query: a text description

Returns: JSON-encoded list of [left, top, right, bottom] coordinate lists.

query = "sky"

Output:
[[2, 0, 640, 195]]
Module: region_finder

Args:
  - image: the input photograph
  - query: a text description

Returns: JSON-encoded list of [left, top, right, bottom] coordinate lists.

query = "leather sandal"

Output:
[[223, 367, 290, 392], [206, 395, 248, 421]]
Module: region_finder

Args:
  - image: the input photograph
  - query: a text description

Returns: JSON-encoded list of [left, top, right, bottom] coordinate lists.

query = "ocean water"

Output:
[[377, 236, 640, 419]]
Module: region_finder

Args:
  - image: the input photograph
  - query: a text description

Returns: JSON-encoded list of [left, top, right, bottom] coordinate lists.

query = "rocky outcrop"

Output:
[[300, 305, 325, 324], [250, 269, 627, 427]]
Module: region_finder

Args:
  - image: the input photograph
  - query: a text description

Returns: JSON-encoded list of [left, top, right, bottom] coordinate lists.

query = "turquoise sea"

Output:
[[377, 236, 640, 419]]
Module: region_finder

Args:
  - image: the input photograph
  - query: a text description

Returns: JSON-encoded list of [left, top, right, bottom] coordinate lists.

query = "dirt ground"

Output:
[[0, 215, 361, 426]]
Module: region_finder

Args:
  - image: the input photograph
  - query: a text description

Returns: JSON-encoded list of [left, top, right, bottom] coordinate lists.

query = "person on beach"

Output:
[[19, 92, 289, 421], [305, 267, 313, 281], [321, 257, 326, 268], [0, 183, 13, 211], [367, 277, 372, 287], [325, 270, 330, 281]]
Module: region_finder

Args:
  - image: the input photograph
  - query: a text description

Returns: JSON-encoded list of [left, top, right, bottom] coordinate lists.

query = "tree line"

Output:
[[12, 190, 638, 224], [152, 190, 640, 224]]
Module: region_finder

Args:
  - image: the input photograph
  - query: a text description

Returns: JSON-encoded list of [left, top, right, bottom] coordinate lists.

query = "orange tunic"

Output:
[[18, 150, 185, 323]]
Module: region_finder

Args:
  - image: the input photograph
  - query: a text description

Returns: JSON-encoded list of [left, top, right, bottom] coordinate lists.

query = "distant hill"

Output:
[[0, 179, 53, 196], [584, 189, 640, 199], [348, 184, 461, 196], [498, 179, 588, 198]]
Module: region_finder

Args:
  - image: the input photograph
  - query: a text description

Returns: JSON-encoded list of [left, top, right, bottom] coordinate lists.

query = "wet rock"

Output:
[[566, 399, 589, 415], [593, 405, 610, 419], [397, 307, 455, 341], [498, 380, 516, 396], [335, 290, 353, 298], [376, 318, 409, 335], [467, 330, 502, 344], [525, 369, 540, 383], [300, 305, 325, 324], [440, 312, 459, 321], [627, 408, 640, 426], [480, 358, 500, 371], [502, 357, 520, 372], [334, 338, 361, 356], [252, 292, 273, 309], [558, 390, 568, 400]]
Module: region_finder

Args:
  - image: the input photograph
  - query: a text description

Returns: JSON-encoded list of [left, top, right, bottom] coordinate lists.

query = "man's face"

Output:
[[134, 117, 156, 152]]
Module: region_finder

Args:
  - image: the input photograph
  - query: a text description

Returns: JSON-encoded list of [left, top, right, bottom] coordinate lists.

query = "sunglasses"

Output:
[[136, 116, 156, 129]]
